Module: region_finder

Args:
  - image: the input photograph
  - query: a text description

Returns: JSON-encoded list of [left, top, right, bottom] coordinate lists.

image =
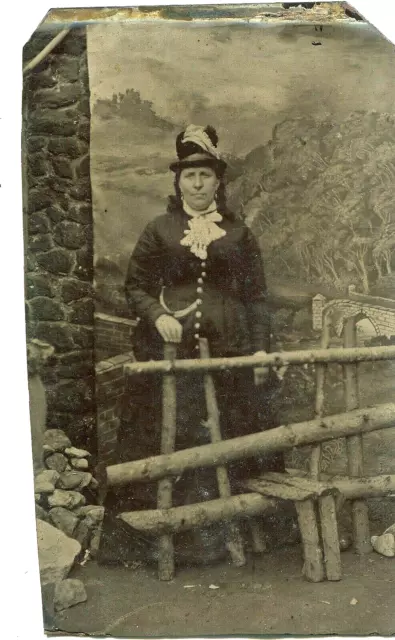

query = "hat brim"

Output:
[[169, 157, 227, 173]]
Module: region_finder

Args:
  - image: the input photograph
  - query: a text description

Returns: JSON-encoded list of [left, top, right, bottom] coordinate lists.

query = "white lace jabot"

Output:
[[180, 201, 226, 260]]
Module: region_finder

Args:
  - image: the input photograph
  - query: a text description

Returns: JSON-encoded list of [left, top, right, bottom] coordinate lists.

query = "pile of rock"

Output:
[[35, 428, 104, 558], [37, 518, 87, 616], [371, 523, 395, 557]]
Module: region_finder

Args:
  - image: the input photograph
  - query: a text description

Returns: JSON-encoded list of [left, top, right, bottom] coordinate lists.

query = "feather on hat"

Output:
[[169, 124, 227, 173]]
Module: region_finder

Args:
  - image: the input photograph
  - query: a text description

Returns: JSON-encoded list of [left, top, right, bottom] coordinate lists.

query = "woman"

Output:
[[99, 125, 285, 566]]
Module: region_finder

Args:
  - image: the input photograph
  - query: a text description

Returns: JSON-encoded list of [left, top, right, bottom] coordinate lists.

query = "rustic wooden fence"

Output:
[[100, 314, 395, 581]]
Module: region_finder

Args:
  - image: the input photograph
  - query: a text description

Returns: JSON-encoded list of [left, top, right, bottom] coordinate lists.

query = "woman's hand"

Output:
[[253, 350, 289, 386], [155, 314, 183, 343]]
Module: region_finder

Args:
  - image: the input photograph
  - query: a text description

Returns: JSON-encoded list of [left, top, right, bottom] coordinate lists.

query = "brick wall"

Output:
[[95, 312, 137, 362], [96, 352, 135, 465], [23, 27, 95, 453]]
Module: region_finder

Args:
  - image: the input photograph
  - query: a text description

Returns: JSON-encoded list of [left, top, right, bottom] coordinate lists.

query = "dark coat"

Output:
[[120, 205, 283, 463], [124, 207, 272, 360], [98, 206, 284, 567]]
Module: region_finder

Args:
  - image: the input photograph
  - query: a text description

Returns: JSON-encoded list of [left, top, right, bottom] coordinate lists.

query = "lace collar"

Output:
[[180, 201, 226, 260]]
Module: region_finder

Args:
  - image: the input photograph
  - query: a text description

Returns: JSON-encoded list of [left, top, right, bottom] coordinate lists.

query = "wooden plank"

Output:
[[246, 479, 314, 501], [331, 474, 395, 499], [285, 470, 395, 499], [106, 403, 395, 488], [199, 338, 246, 567], [157, 343, 178, 581], [319, 495, 342, 581], [343, 317, 372, 555], [295, 501, 325, 582], [256, 472, 339, 498]]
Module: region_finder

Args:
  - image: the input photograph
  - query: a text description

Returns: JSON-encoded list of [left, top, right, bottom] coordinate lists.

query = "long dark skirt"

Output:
[[98, 341, 285, 566]]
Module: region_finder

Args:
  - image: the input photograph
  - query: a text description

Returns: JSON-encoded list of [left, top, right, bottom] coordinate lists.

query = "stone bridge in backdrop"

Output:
[[312, 285, 395, 339]]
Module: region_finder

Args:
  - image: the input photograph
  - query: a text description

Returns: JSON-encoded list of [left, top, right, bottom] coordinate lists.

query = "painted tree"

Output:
[[234, 111, 395, 294]]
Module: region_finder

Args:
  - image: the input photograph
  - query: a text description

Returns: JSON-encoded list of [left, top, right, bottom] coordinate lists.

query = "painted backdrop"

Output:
[[88, 20, 395, 309], [88, 19, 395, 478]]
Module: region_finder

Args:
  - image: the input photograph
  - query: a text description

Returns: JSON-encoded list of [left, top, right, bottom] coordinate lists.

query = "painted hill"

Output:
[[228, 111, 395, 296]]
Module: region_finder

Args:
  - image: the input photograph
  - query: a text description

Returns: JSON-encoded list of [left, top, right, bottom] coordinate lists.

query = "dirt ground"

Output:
[[48, 546, 395, 637]]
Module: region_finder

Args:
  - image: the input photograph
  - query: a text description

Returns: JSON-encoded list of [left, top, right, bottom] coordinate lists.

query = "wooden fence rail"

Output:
[[106, 402, 395, 488], [123, 345, 395, 376], [119, 474, 395, 535]]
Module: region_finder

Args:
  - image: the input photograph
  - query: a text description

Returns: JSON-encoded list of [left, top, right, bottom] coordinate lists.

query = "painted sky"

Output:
[[87, 21, 395, 262], [88, 21, 395, 155]]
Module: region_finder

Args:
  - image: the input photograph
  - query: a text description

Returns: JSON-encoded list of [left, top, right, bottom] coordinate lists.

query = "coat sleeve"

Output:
[[124, 220, 166, 324], [241, 228, 272, 353]]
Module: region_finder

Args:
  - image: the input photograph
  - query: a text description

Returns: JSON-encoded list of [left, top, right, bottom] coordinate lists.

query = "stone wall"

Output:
[[95, 312, 137, 363], [95, 353, 135, 466], [23, 27, 95, 454], [311, 294, 326, 331]]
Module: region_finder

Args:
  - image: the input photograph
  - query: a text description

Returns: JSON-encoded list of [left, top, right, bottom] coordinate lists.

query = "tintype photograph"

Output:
[[23, 2, 395, 636]]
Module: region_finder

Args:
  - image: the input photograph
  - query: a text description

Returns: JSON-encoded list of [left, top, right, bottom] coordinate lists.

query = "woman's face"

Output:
[[179, 166, 219, 211]]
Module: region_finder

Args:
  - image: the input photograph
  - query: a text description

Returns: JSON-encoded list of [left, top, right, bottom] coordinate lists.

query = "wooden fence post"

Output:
[[199, 338, 246, 567], [311, 309, 331, 477], [311, 309, 341, 580], [157, 342, 178, 580], [295, 500, 325, 582], [343, 316, 372, 554]]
